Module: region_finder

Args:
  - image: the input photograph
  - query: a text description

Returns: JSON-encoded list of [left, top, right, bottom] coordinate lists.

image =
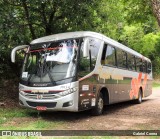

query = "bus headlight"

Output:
[[59, 87, 77, 96], [70, 88, 77, 93]]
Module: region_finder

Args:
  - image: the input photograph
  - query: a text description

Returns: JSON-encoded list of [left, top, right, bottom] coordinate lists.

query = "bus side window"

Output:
[[147, 62, 152, 73], [127, 53, 136, 71], [133, 56, 136, 71], [142, 61, 147, 73], [117, 49, 127, 69], [101, 44, 116, 66], [136, 58, 143, 72]]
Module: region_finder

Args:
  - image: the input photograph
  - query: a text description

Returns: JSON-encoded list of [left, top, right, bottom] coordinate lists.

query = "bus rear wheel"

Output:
[[91, 93, 104, 116], [135, 89, 142, 104]]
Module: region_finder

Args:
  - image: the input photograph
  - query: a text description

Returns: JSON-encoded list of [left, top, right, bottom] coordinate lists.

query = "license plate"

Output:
[[36, 106, 47, 111]]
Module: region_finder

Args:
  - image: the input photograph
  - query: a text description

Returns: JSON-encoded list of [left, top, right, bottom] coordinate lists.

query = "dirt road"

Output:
[[1, 87, 160, 133], [40, 87, 160, 130]]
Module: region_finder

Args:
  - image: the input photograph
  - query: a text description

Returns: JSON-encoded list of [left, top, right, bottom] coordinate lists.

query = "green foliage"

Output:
[[0, 0, 102, 79], [152, 36, 160, 76], [122, 0, 157, 31], [141, 33, 159, 56], [0, 0, 160, 79], [154, 57, 160, 75], [0, 47, 24, 80], [120, 25, 144, 51], [95, 0, 126, 40]]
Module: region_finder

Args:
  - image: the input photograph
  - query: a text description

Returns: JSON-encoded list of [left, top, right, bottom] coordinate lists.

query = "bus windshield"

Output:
[[21, 38, 83, 86]]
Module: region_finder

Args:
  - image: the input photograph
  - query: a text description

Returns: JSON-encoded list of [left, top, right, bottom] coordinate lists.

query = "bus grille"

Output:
[[26, 101, 57, 108], [23, 93, 60, 100]]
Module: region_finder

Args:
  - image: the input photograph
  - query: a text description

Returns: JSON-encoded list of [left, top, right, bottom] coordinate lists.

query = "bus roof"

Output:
[[30, 31, 150, 62]]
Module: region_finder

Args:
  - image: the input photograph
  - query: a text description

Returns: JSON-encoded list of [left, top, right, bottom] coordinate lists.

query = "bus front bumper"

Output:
[[19, 92, 78, 112]]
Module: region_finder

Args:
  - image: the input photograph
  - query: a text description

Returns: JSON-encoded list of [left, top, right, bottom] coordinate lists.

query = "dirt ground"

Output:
[[38, 87, 160, 130]]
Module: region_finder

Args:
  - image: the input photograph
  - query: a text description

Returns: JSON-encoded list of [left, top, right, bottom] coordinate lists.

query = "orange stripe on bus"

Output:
[[129, 73, 148, 99]]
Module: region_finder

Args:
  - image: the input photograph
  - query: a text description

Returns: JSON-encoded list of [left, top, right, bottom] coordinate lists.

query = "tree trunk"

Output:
[[151, 0, 160, 27], [22, 0, 36, 40]]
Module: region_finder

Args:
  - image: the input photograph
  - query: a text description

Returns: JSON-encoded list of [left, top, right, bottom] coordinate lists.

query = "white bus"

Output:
[[11, 31, 152, 115]]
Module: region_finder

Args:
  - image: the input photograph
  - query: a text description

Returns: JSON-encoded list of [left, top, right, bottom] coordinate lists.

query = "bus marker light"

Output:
[[80, 94, 85, 97], [23, 90, 31, 93], [88, 93, 95, 97]]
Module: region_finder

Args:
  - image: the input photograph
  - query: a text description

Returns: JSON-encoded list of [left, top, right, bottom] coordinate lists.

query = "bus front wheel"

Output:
[[91, 93, 104, 116]]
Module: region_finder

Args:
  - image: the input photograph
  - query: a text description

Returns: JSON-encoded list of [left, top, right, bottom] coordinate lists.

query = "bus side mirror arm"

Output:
[[11, 45, 29, 63]]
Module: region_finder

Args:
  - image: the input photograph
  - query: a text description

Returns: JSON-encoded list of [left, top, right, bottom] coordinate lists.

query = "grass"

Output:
[[0, 108, 64, 130], [153, 82, 160, 88], [54, 137, 119, 139], [0, 108, 31, 125], [0, 137, 36, 139], [0, 119, 62, 130]]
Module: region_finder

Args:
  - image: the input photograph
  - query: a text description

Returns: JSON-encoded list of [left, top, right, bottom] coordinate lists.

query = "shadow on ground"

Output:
[[24, 98, 152, 123]]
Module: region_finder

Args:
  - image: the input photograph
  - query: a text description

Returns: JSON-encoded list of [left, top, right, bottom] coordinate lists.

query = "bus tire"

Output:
[[91, 93, 104, 116], [135, 89, 142, 104]]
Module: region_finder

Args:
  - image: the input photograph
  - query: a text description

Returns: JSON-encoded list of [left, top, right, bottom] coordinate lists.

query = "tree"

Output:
[[0, 0, 103, 79], [151, 0, 160, 26], [1, 0, 160, 78], [119, 25, 144, 52], [94, 0, 126, 40], [122, 0, 159, 33]]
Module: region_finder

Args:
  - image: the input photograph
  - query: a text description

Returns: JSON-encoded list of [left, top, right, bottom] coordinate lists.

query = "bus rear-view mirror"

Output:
[[11, 45, 29, 63]]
